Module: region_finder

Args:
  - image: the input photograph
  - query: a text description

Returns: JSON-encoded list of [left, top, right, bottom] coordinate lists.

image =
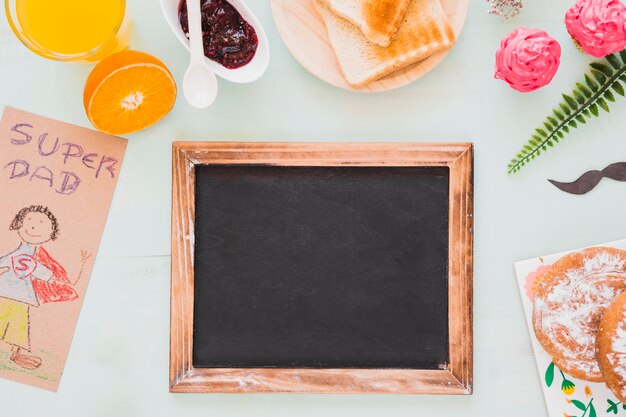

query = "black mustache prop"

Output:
[[549, 162, 626, 195]]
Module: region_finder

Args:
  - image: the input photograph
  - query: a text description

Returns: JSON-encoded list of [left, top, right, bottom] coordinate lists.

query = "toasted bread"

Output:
[[317, 0, 411, 47], [315, 0, 456, 88]]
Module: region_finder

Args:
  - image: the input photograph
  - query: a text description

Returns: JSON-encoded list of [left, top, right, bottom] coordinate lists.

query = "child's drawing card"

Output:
[[0, 107, 127, 390], [515, 239, 626, 417]]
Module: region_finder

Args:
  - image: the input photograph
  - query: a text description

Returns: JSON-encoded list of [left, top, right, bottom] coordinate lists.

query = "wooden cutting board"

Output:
[[271, 0, 469, 92]]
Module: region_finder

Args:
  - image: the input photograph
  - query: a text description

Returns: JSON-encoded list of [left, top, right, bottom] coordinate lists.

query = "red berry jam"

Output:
[[179, 0, 258, 69]]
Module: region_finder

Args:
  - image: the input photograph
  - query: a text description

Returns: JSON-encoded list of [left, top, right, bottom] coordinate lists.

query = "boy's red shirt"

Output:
[[32, 247, 78, 304]]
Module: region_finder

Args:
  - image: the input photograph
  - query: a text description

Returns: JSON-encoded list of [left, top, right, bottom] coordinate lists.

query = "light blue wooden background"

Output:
[[2, 0, 626, 415]]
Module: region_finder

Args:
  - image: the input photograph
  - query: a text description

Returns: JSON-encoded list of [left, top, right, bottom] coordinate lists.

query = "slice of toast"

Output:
[[317, 0, 411, 47], [315, 0, 456, 88]]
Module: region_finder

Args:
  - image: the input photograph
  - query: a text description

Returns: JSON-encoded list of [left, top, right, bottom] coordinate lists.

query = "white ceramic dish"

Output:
[[160, 0, 270, 83]]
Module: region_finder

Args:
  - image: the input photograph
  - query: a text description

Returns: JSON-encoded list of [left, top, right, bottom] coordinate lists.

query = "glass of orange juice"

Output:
[[5, 0, 131, 62]]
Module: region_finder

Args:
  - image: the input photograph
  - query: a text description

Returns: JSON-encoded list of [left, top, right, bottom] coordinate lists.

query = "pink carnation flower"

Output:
[[565, 0, 626, 58], [495, 27, 562, 93]]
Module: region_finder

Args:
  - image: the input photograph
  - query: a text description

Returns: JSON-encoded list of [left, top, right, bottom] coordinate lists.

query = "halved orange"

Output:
[[84, 50, 177, 135]]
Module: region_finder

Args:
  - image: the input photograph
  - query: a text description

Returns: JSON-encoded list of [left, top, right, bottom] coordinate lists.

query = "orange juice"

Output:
[[6, 0, 130, 62]]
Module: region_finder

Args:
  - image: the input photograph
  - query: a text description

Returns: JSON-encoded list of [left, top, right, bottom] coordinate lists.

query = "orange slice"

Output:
[[83, 50, 177, 135]]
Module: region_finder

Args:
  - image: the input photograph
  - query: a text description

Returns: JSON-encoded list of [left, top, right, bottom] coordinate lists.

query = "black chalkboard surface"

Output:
[[193, 165, 450, 370]]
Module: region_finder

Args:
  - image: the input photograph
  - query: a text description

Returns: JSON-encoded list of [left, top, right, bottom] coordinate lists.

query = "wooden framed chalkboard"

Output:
[[170, 142, 473, 394]]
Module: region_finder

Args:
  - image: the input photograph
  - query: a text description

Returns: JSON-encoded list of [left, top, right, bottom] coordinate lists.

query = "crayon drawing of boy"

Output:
[[0, 205, 89, 370]]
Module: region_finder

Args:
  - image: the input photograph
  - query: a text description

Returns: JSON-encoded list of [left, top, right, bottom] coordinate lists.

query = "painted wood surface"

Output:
[[2, 0, 623, 415]]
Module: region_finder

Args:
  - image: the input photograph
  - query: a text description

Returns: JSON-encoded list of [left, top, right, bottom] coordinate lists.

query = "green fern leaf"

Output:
[[598, 97, 610, 112], [507, 48, 626, 174], [563, 94, 578, 109], [576, 82, 592, 98], [547, 116, 559, 127], [560, 102, 572, 115], [553, 108, 565, 120], [573, 90, 586, 104], [586, 74, 599, 92], [605, 89, 616, 102], [607, 54, 621, 69], [592, 69, 608, 84], [591, 62, 614, 76]]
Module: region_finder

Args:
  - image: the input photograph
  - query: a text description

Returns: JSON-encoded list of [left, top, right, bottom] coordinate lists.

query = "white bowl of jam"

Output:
[[160, 0, 270, 83]]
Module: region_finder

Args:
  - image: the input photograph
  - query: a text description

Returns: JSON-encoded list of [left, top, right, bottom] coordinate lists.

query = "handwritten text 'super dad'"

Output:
[[3, 122, 119, 195]]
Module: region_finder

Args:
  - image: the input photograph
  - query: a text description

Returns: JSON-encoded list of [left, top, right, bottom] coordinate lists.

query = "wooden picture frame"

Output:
[[171, 142, 473, 394]]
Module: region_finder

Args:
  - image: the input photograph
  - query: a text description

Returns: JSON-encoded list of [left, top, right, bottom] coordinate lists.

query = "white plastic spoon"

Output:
[[183, 0, 218, 108]]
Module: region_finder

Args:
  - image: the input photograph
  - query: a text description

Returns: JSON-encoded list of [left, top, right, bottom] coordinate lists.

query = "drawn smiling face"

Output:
[[17, 212, 54, 245]]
